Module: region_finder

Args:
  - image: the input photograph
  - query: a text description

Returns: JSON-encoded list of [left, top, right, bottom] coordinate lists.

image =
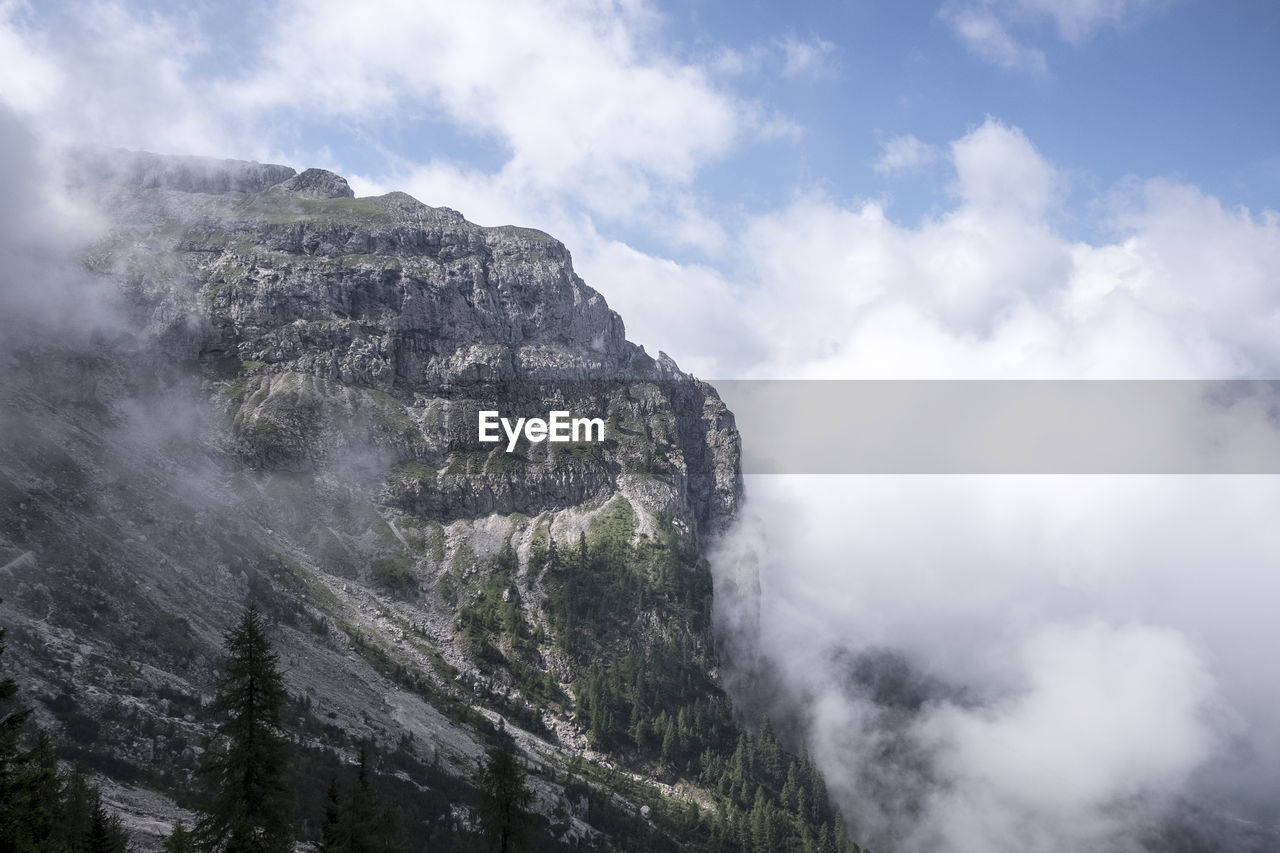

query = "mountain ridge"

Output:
[[0, 149, 860, 851]]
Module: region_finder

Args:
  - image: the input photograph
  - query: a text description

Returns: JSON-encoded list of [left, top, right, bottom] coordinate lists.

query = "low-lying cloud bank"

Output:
[[716, 473, 1280, 851], [701, 121, 1280, 850]]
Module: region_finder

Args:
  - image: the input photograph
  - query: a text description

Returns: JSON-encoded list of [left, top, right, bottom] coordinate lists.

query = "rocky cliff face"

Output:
[[0, 150, 752, 849], [80, 152, 739, 533]]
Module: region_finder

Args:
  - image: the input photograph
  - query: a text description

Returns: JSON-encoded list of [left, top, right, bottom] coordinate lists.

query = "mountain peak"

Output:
[[266, 167, 354, 199]]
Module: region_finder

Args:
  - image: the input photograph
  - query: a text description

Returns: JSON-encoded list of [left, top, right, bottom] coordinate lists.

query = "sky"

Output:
[[4, 1, 1280, 850]]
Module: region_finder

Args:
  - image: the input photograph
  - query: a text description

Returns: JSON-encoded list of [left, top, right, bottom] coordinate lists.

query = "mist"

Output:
[[708, 473, 1280, 851]]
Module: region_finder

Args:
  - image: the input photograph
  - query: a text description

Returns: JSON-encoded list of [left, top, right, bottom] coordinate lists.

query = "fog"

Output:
[[713, 475, 1280, 850]]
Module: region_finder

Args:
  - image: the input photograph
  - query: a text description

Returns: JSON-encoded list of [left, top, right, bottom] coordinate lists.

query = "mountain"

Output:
[[0, 150, 856, 851]]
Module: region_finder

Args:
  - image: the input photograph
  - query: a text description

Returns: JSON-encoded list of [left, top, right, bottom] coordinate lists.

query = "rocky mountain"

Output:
[[0, 150, 855, 851]]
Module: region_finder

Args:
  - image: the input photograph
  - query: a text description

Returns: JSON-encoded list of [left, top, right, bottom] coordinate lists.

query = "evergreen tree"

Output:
[[343, 744, 401, 853], [20, 733, 60, 849], [0, 608, 35, 850], [164, 820, 193, 853], [84, 791, 129, 853], [52, 765, 95, 852], [320, 778, 345, 853], [320, 746, 402, 853], [195, 607, 293, 853], [476, 745, 531, 853]]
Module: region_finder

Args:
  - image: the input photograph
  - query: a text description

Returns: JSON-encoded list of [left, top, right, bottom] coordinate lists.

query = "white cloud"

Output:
[[950, 118, 1058, 214], [874, 133, 940, 175], [729, 118, 1280, 379], [1019, 0, 1162, 43], [945, 5, 1047, 73], [573, 233, 756, 377], [929, 622, 1216, 816], [731, 473, 1277, 851], [0, 0, 760, 250], [0, 2, 63, 113], [230, 0, 745, 223], [778, 34, 838, 80], [704, 117, 1280, 849], [943, 0, 1163, 71]]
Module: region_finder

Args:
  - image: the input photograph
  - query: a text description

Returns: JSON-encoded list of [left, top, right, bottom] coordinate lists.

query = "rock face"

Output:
[[0, 150, 745, 849], [266, 167, 355, 199], [86, 154, 741, 535]]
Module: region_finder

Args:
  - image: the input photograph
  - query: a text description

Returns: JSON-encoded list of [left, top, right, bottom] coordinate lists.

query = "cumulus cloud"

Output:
[[228, 0, 745, 221], [728, 118, 1280, 379], [0, 0, 766, 256], [704, 116, 1280, 849]]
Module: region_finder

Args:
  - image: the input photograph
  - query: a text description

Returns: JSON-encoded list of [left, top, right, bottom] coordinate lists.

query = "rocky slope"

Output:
[[0, 151, 853, 851]]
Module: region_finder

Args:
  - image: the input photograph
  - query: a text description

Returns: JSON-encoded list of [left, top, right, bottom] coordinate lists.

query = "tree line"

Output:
[[0, 604, 532, 852]]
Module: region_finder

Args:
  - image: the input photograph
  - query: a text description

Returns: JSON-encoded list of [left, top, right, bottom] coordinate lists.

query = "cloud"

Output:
[[874, 133, 940, 175], [945, 6, 1048, 73], [728, 473, 1277, 851], [0, 0, 764, 251], [705, 117, 1280, 849], [730, 118, 1280, 378], [950, 118, 1058, 215], [572, 232, 758, 377], [0, 1, 63, 113], [778, 34, 838, 80], [228, 0, 746, 223], [943, 0, 1164, 71], [1018, 0, 1162, 43], [0, 105, 117, 342]]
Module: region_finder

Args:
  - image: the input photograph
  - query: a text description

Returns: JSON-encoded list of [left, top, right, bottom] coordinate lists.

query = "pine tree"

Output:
[[84, 791, 129, 853], [20, 733, 60, 849], [781, 761, 800, 813], [476, 745, 531, 853], [164, 819, 193, 853], [345, 744, 401, 853], [52, 765, 95, 852], [195, 607, 294, 853], [320, 777, 345, 853], [0, 608, 35, 850]]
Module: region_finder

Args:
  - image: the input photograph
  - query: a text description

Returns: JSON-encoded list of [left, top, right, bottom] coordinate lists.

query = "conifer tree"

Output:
[[164, 819, 193, 853], [345, 744, 401, 853], [476, 745, 531, 853], [195, 607, 293, 853], [320, 746, 402, 853], [20, 732, 59, 849], [320, 777, 345, 853], [84, 791, 130, 853], [0, 608, 35, 850]]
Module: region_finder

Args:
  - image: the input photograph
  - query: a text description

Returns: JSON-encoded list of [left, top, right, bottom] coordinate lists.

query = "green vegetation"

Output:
[[370, 554, 416, 597], [538, 505, 861, 852], [0, 603, 133, 852], [319, 743, 402, 852], [195, 607, 294, 852], [458, 542, 564, 710], [477, 744, 532, 853]]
